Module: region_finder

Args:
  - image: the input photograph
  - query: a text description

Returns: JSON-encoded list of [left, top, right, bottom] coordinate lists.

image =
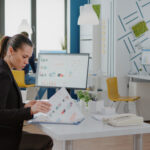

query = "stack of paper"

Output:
[[29, 88, 84, 125]]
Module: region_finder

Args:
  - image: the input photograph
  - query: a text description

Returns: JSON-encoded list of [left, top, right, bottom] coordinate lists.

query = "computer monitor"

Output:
[[39, 50, 66, 54], [141, 49, 150, 65], [36, 53, 89, 89]]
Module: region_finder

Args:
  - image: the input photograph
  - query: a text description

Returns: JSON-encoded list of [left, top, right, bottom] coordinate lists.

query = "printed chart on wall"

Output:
[[36, 53, 89, 89], [28, 88, 84, 125]]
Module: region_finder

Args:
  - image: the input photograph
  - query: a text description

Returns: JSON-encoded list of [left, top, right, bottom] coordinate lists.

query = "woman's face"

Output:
[[9, 44, 33, 70]]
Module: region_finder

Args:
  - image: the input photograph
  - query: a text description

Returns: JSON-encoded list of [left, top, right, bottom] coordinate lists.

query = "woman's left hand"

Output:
[[24, 100, 37, 108]]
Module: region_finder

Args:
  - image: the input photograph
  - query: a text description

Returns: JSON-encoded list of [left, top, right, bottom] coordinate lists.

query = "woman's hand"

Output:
[[30, 101, 51, 115], [24, 100, 37, 108]]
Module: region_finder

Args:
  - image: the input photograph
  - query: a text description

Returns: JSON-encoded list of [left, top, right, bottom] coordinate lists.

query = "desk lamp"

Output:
[[77, 3, 100, 25], [17, 19, 32, 34]]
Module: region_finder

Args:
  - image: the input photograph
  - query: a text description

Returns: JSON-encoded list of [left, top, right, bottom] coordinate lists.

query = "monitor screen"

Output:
[[36, 53, 89, 89], [141, 49, 150, 65]]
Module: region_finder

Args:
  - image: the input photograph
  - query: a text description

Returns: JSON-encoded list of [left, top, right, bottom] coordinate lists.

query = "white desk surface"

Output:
[[37, 116, 150, 141], [128, 74, 150, 80]]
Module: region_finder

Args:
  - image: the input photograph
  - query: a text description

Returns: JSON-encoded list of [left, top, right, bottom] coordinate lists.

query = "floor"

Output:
[[23, 123, 150, 150]]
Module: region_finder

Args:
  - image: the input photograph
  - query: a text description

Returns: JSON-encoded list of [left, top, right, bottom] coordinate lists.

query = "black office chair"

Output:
[[19, 131, 53, 150]]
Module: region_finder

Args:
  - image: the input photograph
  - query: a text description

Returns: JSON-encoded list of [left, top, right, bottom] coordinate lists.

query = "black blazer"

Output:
[[0, 59, 33, 150]]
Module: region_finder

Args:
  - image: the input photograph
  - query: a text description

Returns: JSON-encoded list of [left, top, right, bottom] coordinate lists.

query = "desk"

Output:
[[128, 74, 150, 81], [37, 116, 150, 150]]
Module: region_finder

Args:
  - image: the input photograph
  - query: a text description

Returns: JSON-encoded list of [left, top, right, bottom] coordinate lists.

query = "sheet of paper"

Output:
[[29, 88, 84, 124]]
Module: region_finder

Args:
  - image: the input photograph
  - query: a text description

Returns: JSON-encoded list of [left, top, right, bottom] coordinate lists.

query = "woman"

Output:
[[21, 31, 50, 100], [0, 34, 52, 150]]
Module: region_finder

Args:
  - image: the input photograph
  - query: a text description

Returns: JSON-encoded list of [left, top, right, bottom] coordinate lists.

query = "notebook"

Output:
[[28, 88, 84, 125]]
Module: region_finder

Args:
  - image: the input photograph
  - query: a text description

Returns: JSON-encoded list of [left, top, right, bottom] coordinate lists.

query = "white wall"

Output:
[[91, 0, 150, 98], [115, 0, 150, 96]]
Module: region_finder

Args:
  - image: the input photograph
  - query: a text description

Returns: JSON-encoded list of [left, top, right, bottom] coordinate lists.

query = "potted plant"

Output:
[[60, 36, 67, 50], [76, 90, 98, 114], [76, 90, 91, 106]]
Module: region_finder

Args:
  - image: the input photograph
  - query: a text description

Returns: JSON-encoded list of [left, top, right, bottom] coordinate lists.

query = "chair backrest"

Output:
[[106, 77, 119, 100], [12, 70, 26, 87]]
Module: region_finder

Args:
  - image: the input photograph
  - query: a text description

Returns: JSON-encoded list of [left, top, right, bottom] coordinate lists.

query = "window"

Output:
[[4, 0, 66, 57], [5, 0, 31, 36], [36, 0, 65, 57]]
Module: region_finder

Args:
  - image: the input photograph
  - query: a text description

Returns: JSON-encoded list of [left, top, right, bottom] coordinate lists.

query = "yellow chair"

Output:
[[12, 70, 35, 88], [106, 77, 140, 114]]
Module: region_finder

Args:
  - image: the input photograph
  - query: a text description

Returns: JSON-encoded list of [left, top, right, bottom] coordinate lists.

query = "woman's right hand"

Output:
[[30, 101, 51, 115]]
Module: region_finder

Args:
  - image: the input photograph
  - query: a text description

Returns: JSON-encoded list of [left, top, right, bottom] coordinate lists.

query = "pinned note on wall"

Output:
[[92, 4, 101, 19], [132, 21, 148, 38]]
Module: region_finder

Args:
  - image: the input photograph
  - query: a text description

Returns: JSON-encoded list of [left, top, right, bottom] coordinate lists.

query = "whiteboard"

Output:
[[36, 53, 89, 89]]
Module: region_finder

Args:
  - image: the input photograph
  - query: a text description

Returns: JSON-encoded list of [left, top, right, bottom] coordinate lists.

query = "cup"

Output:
[[88, 101, 97, 113], [105, 107, 116, 115], [96, 100, 105, 112]]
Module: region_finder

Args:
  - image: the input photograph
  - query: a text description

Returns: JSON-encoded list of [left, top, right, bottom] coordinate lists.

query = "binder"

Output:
[[28, 119, 85, 125], [28, 88, 84, 125]]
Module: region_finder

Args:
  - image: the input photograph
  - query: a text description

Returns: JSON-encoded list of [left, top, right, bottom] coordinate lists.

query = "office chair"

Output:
[[19, 131, 53, 150], [12, 70, 35, 88], [106, 77, 140, 114], [12, 70, 35, 102]]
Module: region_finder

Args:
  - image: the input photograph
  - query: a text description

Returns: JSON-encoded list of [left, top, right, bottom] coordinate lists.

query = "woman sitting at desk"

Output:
[[0, 34, 53, 150]]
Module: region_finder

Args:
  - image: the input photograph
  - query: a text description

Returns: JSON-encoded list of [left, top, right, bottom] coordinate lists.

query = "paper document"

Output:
[[29, 88, 84, 125]]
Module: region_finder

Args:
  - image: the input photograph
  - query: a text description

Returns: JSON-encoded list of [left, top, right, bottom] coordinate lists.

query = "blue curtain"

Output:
[[70, 0, 88, 98], [70, 0, 88, 54]]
